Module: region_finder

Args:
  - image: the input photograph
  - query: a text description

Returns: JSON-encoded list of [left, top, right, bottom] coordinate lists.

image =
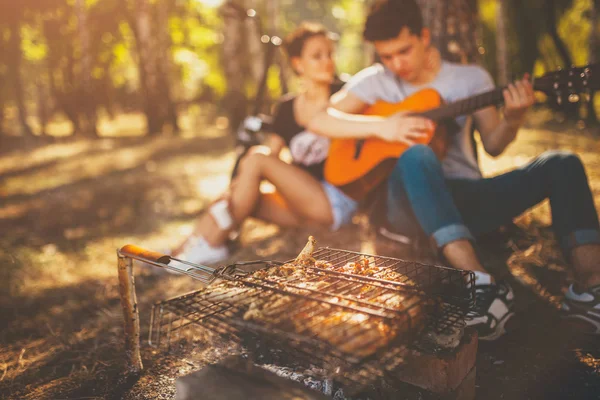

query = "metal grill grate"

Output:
[[148, 300, 411, 390], [311, 247, 475, 308], [309, 247, 476, 335], [149, 248, 474, 378], [150, 273, 428, 364]]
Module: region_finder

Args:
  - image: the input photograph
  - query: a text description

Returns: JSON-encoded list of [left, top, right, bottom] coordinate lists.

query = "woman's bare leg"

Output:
[[242, 187, 334, 230], [176, 153, 332, 250], [230, 153, 333, 225]]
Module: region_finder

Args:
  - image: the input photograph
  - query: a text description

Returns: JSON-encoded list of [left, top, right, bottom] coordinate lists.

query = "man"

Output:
[[309, 0, 600, 340]]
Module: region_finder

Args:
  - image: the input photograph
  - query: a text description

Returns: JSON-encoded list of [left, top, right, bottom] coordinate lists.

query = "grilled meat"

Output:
[[294, 235, 317, 265], [185, 237, 429, 359], [238, 237, 428, 358]]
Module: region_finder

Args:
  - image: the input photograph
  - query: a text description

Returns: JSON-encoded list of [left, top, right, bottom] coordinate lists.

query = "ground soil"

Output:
[[1, 110, 599, 399]]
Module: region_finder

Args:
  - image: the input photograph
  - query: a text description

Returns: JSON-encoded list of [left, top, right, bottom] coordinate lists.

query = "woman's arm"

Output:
[[308, 90, 385, 138], [309, 90, 433, 144]]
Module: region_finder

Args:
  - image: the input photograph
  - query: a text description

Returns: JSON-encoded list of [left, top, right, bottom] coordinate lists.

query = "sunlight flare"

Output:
[[193, 0, 224, 8]]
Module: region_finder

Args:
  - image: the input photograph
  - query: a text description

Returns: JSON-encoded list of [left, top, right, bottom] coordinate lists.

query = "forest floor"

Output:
[[0, 108, 599, 399]]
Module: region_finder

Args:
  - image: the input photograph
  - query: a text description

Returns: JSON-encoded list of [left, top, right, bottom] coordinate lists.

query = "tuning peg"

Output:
[[568, 93, 580, 103], [554, 88, 563, 105]]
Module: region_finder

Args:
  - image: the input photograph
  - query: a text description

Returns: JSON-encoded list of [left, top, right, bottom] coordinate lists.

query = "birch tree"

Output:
[[7, 19, 35, 137], [495, 0, 511, 86], [417, 0, 481, 64], [75, 0, 98, 137], [588, 0, 599, 123], [220, 0, 249, 135]]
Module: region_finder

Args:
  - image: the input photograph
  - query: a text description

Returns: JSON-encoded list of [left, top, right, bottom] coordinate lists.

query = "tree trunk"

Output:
[[66, 49, 82, 136], [220, 0, 249, 136], [545, 0, 579, 119], [133, 0, 164, 135], [45, 31, 81, 138], [75, 0, 99, 138], [546, 0, 572, 67], [0, 97, 5, 136], [495, 0, 511, 86], [246, 0, 264, 88], [156, 0, 180, 134], [588, 0, 599, 123], [266, 0, 288, 96], [36, 76, 49, 137], [417, 0, 444, 49], [8, 20, 35, 138], [0, 36, 5, 136], [103, 69, 117, 120], [510, 0, 539, 77], [417, 0, 481, 64], [590, 1, 599, 65]]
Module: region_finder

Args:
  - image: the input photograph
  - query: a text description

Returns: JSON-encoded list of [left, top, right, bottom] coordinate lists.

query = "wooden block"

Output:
[[392, 330, 478, 394], [175, 356, 329, 400], [445, 366, 476, 400]]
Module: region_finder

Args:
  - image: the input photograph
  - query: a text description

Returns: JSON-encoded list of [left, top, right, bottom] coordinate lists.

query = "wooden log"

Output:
[[392, 330, 478, 394], [117, 251, 143, 373], [448, 366, 476, 400]]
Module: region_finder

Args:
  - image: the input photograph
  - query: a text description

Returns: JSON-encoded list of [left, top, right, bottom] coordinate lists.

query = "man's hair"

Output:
[[283, 22, 329, 59], [363, 0, 423, 42]]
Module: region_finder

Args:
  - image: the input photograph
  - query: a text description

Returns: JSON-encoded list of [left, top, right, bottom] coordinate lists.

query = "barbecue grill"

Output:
[[117, 242, 475, 394]]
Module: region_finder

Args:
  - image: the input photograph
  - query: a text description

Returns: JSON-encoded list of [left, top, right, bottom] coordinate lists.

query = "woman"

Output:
[[171, 22, 359, 265]]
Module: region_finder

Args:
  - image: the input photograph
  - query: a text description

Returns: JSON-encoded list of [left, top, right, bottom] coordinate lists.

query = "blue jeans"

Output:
[[386, 145, 600, 255]]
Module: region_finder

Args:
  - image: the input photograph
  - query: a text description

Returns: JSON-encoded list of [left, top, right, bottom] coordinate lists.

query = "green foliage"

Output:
[[0, 0, 597, 133], [21, 24, 48, 63], [478, 0, 594, 80], [558, 0, 593, 65], [174, 4, 226, 97]]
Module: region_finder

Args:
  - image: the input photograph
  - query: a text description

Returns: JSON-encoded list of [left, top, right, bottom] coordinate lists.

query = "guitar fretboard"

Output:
[[418, 88, 505, 121], [416, 81, 543, 121]]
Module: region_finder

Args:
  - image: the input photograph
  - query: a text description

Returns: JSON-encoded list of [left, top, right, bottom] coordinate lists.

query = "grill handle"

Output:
[[120, 244, 171, 264], [118, 244, 220, 284]]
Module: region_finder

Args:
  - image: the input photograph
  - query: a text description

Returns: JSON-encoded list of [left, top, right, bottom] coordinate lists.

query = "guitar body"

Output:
[[324, 88, 446, 200]]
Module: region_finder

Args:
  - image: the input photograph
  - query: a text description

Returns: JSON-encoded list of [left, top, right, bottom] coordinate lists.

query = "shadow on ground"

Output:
[[1, 121, 599, 399]]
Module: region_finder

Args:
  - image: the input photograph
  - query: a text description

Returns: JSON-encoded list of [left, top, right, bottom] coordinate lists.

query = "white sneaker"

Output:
[[173, 236, 229, 266], [561, 284, 600, 335]]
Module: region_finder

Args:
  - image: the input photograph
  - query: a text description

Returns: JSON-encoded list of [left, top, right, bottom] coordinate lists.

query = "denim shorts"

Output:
[[321, 181, 359, 231]]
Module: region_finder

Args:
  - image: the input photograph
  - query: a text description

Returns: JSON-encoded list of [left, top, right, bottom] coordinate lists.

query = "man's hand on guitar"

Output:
[[503, 74, 535, 128], [376, 112, 435, 145]]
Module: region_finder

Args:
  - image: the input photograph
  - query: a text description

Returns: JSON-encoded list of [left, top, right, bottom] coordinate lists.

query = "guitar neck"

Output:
[[418, 82, 541, 121]]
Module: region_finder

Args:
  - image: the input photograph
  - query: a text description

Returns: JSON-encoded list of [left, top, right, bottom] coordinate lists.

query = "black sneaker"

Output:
[[561, 284, 600, 335], [466, 272, 515, 341]]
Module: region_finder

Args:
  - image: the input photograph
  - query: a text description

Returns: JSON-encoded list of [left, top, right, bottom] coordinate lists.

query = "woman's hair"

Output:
[[363, 0, 423, 42], [283, 21, 330, 59]]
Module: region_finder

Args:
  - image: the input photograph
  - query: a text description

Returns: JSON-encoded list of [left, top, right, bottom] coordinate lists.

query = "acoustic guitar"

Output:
[[324, 64, 599, 200]]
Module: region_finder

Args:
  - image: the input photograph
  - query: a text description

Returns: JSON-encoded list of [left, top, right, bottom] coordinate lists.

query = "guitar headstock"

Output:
[[534, 63, 600, 104]]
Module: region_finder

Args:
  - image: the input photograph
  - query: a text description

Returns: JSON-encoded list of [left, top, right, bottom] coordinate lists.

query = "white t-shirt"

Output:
[[344, 61, 495, 180]]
